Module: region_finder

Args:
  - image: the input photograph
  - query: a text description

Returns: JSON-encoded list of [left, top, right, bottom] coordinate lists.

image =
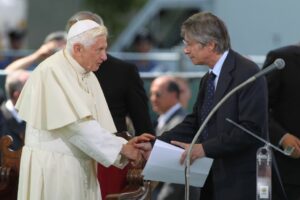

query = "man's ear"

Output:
[[206, 41, 214, 51]]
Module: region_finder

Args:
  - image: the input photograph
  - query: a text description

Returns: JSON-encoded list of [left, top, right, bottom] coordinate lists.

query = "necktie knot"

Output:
[[208, 72, 216, 84]]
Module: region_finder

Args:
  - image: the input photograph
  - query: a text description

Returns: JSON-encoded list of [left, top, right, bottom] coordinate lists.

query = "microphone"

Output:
[[253, 58, 285, 79], [226, 118, 293, 156], [184, 58, 285, 200]]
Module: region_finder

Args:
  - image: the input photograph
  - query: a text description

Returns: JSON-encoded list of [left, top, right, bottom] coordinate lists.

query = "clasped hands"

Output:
[[120, 133, 155, 167], [134, 136, 206, 166]]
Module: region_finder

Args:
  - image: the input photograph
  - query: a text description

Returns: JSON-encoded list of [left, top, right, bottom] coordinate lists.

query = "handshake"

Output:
[[119, 133, 155, 167]]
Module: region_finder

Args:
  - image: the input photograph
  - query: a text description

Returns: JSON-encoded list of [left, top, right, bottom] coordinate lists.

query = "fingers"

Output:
[[180, 150, 187, 165], [128, 134, 155, 145], [283, 134, 300, 158], [136, 133, 156, 142], [171, 141, 189, 149], [294, 137, 300, 152], [135, 142, 152, 150], [135, 142, 152, 160]]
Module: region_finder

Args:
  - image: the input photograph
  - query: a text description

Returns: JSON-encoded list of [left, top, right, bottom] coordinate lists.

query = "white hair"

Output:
[[66, 25, 108, 53]]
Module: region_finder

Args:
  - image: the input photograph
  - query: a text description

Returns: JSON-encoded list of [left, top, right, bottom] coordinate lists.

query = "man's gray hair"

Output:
[[181, 12, 231, 53], [66, 11, 104, 31]]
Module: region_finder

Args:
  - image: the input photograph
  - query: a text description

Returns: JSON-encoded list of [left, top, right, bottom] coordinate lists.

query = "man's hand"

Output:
[[35, 40, 65, 60], [135, 142, 153, 160], [171, 141, 205, 165], [281, 133, 300, 159], [132, 133, 155, 160], [121, 133, 155, 166], [128, 133, 155, 145]]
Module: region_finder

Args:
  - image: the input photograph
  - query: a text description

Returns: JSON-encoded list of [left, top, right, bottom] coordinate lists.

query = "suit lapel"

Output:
[[213, 50, 236, 105]]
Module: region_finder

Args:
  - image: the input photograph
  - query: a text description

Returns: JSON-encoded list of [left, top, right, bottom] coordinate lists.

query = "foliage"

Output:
[[84, 0, 147, 44]]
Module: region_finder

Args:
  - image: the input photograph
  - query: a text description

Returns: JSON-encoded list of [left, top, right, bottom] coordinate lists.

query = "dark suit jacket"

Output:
[[263, 46, 300, 191], [94, 54, 154, 135], [0, 102, 25, 150], [156, 106, 187, 136], [159, 49, 268, 200]]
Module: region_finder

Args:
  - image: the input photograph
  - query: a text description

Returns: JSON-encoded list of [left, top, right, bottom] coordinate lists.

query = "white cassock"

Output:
[[16, 49, 128, 200]]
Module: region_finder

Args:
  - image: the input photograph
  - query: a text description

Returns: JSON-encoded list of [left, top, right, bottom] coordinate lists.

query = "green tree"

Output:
[[84, 0, 147, 44]]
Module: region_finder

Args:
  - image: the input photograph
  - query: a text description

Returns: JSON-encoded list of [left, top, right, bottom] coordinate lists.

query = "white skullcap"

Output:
[[67, 19, 100, 40]]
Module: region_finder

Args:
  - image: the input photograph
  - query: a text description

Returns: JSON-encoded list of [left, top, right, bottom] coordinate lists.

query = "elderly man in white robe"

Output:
[[16, 20, 154, 200]]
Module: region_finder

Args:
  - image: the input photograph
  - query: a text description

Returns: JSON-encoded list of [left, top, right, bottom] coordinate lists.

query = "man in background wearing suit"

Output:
[[0, 69, 29, 150], [150, 75, 200, 200], [263, 45, 300, 200], [137, 11, 268, 200], [66, 11, 154, 199]]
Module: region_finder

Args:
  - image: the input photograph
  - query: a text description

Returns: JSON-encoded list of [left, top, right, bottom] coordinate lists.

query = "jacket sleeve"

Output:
[[263, 51, 288, 144]]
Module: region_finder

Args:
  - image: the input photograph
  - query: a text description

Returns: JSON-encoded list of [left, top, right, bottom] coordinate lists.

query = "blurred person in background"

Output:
[[263, 44, 300, 200], [4, 31, 66, 73], [0, 30, 26, 69], [150, 75, 200, 200], [131, 31, 160, 72], [66, 11, 154, 199], [130, 30, 173, 72], [0, 69, 29, 150], [172, 76, 192, 109]]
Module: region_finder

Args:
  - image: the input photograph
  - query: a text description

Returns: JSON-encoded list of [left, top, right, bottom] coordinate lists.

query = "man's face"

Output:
[[77, 35, 107, 72], [183, 35, 211, 66], [150, 80, 176, 115]]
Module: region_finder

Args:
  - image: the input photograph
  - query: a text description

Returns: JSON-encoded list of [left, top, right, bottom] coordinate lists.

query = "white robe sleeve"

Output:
[[62, 119, 129, 168]]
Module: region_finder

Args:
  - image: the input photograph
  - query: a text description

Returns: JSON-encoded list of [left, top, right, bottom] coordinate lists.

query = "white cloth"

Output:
[[64, 119, 127, 168], [5, 99, 23, 123], [16, 49, 116, 132], [16, 49, 127, 200]]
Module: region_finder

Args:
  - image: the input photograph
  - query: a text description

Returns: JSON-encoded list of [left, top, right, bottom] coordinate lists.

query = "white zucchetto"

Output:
[[67, 19, 100, 40]]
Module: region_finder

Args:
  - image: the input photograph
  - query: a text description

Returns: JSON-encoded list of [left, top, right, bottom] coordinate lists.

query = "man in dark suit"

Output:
[[95, 54, 154, 134], [66, 11, 154, 199], [0, 70, 29, 150], [150, 75, 200, 200], [138, 12, 268, 200], [263, 45, 300, 200]]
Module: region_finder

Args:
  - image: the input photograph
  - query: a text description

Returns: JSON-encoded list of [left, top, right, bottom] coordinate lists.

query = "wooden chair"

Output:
[[0, 135, 22, 200], [105, 166, 153, 200]]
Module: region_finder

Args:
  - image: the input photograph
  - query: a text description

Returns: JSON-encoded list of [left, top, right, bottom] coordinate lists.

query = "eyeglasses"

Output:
[[182, 39, 205, 48]]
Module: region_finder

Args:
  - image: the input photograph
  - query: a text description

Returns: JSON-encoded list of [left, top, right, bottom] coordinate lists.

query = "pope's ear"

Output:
[[73, 43, 82, 55]]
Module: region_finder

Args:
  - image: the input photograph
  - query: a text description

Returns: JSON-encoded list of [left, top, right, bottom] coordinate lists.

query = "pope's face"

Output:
[[79, 35, 107, 72]]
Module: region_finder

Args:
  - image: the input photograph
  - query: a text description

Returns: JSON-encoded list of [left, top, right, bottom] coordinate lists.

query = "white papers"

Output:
[[142, 140, 213, 187]]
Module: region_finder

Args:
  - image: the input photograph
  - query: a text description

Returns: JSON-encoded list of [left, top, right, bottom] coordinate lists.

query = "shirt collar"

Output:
[[209, 50, 229, 88], [210, 50, 229, 77], [158, 103, 181, 125]]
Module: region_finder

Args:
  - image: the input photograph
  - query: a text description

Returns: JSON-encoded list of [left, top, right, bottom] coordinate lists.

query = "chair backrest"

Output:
[[0, 135, 22, 200]]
